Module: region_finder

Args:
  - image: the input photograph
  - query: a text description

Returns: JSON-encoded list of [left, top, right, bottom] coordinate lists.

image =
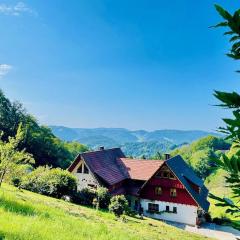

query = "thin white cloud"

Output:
[[0, 64, 12, 78], [0, 2, 37, 16]]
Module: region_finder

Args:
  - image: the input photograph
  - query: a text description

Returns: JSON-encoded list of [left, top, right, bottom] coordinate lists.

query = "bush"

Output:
[[212, 217, 223, 225], [21, 166, 77, 198], [72, 187, 97, 206], [11, 177, 21, 187], [109, 195, 129, 217], [96, 187, 110, 209], [72, 187, 110, 208], [204, 212, 212, 223]]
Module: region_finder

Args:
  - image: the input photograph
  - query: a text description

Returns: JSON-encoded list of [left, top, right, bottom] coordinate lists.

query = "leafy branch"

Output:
[[213, 5, 240, 63]]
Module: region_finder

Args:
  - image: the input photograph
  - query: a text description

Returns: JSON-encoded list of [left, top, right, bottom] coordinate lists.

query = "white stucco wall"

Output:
[[71, 160, 98, 191], [140, 199, 198, 226]]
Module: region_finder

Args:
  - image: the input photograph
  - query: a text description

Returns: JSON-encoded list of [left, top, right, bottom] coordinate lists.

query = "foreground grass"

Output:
[[205, 169, 240, 230], [0, 184, 212, 240]]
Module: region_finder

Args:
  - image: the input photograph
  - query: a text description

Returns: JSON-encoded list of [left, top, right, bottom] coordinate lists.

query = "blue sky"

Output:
[[0, 0, 239, 131]]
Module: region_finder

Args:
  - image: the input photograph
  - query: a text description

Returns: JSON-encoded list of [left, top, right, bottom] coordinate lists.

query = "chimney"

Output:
[[164, 153, 170, 160], [99, 146, 104, 151]]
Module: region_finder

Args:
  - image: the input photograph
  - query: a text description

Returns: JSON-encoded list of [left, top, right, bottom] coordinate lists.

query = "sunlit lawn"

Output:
[[0, 184, 213, 240]]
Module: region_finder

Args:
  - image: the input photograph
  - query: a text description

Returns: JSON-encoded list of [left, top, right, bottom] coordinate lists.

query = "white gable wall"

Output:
[[140, 199, 198, 226], [71, 159, 98, 191]]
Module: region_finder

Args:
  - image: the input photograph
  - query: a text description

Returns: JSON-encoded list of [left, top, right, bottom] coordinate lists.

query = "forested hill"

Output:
[[50, 126, 220, 157], [50, 126, 219, 144], [170, 135, 230, 179], [0, 90, 88, 169]]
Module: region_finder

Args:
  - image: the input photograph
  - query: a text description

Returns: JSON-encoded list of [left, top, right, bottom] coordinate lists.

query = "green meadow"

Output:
[[0, 184, 212, 240]]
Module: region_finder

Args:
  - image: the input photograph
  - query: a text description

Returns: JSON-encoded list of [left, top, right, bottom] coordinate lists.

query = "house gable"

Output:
[[70, 156, 99, 190], [139, 163, 198, 206], [166, 155, 210, 211]]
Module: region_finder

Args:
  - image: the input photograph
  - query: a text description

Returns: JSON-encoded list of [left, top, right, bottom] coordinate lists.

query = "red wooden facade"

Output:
[[140, 163, 198, 206]]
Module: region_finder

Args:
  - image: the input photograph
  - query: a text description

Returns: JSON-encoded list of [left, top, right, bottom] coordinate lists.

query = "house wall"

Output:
[[71, 159, 98, 191], [140, 164, 198, 206], [128, 195, 139, 211], [140, 199, 198, 226]]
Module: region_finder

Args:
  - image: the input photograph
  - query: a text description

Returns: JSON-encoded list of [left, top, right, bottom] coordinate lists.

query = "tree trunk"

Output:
[[0, 170, 6, 187]]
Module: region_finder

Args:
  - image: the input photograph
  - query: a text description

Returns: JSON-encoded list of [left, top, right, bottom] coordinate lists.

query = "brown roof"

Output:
[[68, 148, 164, 184], [68, 148, 126, 185], [119, 158, 164, 181]]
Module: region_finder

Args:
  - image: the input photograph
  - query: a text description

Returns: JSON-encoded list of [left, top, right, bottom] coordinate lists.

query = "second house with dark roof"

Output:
[[68, 147, 209, 226]]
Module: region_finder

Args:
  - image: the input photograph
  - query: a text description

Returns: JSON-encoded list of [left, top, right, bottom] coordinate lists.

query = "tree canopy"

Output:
[[171, 135, 230, 178], [0, 89, 88, 169]]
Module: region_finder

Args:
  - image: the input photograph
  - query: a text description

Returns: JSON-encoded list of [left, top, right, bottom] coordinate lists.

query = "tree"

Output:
[[0, 124, 34, 187], [209, 5, 240, 217], [96, 187, 111, 209], [0, 89, 88, 169], [151, 151, 164, 160], [0, 90, 27, 141], [109, 195, 129, 218]]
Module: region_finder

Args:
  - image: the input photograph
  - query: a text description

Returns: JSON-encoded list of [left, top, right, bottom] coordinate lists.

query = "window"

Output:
[[173, 207, 177, 213], [77, 165, 82, 173], [163, 172, 169, 178], [166, 206, 170, 212], [156, 166, 175, 179], [170, 188, 177, 197], [155, 187, 162, 195], [83, 164, 89, 174], [169, 173, 175, 179], [148, 203, 159, 213]]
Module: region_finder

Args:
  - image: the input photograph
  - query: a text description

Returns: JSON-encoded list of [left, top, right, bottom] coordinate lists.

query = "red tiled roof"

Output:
[[119, 158, 164, 181]]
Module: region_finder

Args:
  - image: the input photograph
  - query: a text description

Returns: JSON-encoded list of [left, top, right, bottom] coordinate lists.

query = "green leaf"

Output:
[[210, 22, 228, 28], [230, 35, 240, 42], [224, 31, 234, 35], [215, 4, 232, 21]]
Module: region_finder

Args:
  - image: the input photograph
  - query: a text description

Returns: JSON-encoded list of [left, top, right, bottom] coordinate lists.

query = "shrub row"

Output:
[[13, 166, 77, 198], [72, 187, 130, 217], [11, 166, 130, 217]]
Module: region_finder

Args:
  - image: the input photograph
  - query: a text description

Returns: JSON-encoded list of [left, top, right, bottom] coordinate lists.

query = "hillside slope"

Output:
[[170, 136, 230, 178], [0, 184, 211, 240]]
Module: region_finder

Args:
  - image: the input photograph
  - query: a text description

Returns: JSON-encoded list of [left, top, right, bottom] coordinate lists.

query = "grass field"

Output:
[[205, 169, 240, 230], [0, 184, 213, 240]]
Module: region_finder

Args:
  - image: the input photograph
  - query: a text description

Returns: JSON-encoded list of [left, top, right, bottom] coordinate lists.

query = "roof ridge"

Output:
[[120, 157, 164, 162], [81, 147, 121, 155]]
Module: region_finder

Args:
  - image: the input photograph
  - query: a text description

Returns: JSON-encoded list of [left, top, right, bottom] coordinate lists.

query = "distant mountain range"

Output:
[[50, 126, 220, 158]]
